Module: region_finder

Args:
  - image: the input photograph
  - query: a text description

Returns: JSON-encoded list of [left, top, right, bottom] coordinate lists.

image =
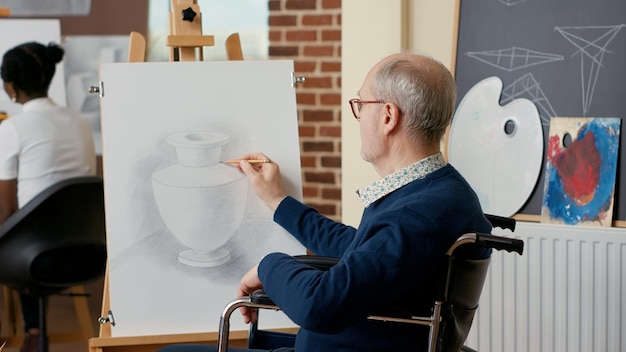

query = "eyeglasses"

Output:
[[349, 98, 385, 121]]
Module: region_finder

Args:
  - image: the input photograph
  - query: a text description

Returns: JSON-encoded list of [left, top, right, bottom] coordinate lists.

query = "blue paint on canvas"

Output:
[[542, 118, 621, 225]]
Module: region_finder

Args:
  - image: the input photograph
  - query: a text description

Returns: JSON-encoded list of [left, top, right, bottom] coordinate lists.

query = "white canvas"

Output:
[[99, 60, 305, 337], [0, 19, 66, 115]]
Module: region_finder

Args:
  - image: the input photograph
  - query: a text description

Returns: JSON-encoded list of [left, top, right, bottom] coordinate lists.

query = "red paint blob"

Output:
[[552, 131, 600, 205]]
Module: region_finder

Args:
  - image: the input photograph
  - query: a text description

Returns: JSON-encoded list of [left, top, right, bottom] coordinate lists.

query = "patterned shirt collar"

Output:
[[356, 152, 447, 208]]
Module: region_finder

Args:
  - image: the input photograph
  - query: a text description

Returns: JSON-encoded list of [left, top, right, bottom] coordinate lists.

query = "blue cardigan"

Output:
[[258, 164, 492, 351]]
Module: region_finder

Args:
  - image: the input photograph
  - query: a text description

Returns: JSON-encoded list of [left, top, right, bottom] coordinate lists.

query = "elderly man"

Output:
[[159, 53, 491, 351]]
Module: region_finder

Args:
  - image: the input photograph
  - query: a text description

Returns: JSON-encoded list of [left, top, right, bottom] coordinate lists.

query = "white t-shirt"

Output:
[[0, 97, 96, 207]]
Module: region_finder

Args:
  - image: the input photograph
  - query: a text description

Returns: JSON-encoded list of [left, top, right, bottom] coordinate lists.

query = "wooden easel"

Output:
[[165, 0, 243, 61], [2, 285, 96, 349], [166, 0, 214, 62], [88, 2, 250, 351], [89, 269, 252, 352]]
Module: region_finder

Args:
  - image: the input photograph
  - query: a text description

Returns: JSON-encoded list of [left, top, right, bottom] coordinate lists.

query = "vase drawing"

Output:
[[152, 131, 248, 267]]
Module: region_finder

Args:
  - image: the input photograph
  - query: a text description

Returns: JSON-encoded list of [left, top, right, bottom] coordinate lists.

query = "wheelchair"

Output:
[[217, 215, 523, 352]]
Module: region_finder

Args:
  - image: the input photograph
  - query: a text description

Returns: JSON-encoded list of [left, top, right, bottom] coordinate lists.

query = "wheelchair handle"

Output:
[[485, 214, 516, 231], [475, 233, 524, 255], [450, 233, 524, 255]]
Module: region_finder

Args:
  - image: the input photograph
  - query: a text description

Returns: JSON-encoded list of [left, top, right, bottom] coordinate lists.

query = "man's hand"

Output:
[[235, 153, 286, 211], [238, 264, 262, 324]]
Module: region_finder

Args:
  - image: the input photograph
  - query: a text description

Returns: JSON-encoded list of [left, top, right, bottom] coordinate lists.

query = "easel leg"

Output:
[[70, 286, 95, 345], [2, 286, 24, 347]]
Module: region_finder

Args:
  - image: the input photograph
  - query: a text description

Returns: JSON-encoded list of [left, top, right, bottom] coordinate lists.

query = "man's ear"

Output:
[[382, 102, 401, 135]]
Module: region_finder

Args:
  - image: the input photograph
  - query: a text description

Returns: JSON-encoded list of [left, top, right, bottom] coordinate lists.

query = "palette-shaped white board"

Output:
[[448, 76, 544, 217], [0, 19, 66, 115], [99, 60, 305, 337]]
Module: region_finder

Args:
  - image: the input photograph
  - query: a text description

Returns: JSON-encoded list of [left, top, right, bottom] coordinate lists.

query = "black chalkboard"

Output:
[[454, 0, 626, 219]]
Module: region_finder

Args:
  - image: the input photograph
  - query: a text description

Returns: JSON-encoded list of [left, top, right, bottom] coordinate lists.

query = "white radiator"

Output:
[[466, 222, 626, 352]]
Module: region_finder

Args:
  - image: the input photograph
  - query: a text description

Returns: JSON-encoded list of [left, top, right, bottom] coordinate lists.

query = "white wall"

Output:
[[341, 0, 459, 226]]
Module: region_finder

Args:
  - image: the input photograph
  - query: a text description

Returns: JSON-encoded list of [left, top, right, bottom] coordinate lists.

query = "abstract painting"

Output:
[[541, 117, 621, 226]]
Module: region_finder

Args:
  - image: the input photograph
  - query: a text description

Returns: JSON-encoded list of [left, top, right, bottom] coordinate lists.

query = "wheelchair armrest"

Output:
[[251, 289, 276, 305]]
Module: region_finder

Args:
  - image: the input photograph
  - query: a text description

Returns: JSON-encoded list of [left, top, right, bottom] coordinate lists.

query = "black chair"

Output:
[[217, 216, 523, 352], [0, 176, 107, 352]]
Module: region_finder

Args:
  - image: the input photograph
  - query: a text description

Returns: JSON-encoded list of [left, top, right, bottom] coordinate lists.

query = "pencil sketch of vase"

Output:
[[152, 131, 248, 267]]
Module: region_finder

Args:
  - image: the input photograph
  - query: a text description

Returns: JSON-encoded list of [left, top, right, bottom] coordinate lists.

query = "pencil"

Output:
[[221, 159, 271, 164]]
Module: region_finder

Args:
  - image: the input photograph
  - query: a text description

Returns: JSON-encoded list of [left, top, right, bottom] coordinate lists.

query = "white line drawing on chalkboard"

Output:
[[501, 73, 556, 126], [555, 25, 625, 115], [466, 47, 563, 72], [498, 0, 527, 6]]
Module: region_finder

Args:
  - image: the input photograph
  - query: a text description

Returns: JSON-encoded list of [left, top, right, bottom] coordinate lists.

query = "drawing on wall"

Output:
[[467, 47, 563, 72], [555, 25, 625, 116], [464, 24, 626, 121], [63, 35, 130, 155], [100, 60, 305, 337], [152, 131, 248, 267], [541, 117, 621, 226], [499, 0, 527, 6], [500, 73, 557, 126], [0, 19, 66, 117], [466, 48, 562, 126], [448, 76, 544, 217]]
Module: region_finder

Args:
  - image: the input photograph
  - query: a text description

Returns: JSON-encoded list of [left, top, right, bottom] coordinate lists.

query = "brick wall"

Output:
[[268, 0, 343, 220]]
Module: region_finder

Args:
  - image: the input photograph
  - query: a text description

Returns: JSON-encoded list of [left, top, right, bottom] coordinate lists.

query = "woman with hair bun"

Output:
[[0, 41, 96, 352]]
